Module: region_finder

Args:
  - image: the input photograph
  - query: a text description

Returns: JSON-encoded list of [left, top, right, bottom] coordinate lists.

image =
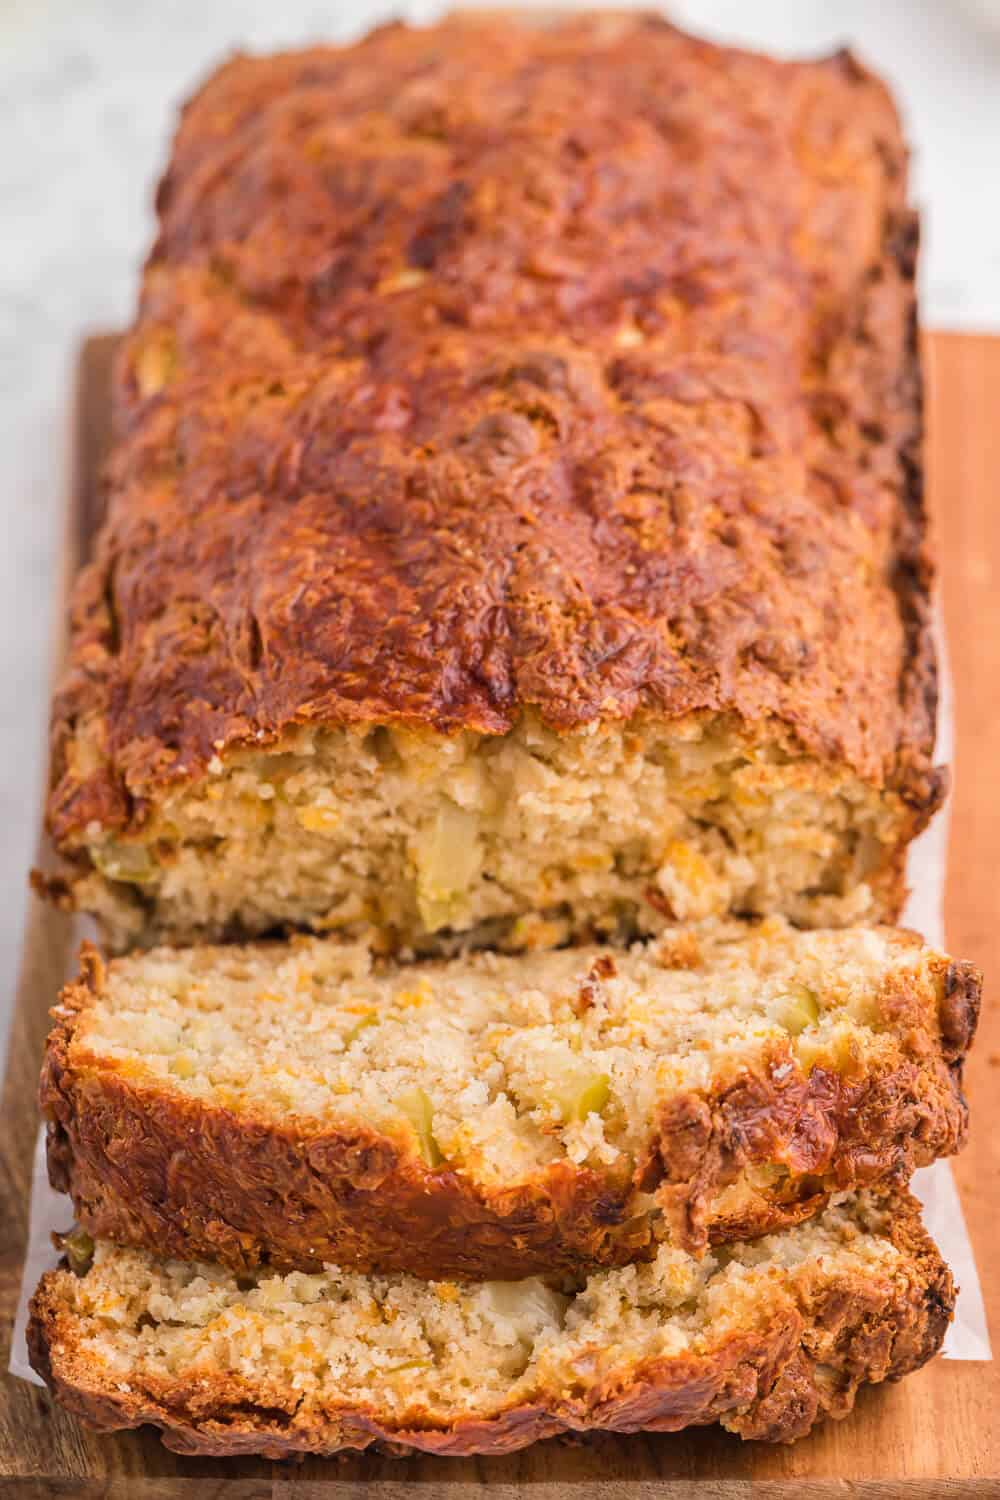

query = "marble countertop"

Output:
[[3, 0, 999, 1052]]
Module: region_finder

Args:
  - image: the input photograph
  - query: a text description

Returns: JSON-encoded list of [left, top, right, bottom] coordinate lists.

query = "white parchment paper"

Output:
[[7, 626, 991, 1381], [898, 622, 991, 1360]]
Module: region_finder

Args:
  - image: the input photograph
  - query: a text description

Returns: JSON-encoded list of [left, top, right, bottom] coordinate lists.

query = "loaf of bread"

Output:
[[41, 921, 977, 1279], [44, 11, 941, 952], [28, 1192, 952, 1457], [30, 12, 965, 1462]]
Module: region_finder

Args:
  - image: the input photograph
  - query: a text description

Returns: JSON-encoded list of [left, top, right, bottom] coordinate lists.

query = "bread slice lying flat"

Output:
[[42, 920, 978, 1280], [29, 1192, 952, 1457]]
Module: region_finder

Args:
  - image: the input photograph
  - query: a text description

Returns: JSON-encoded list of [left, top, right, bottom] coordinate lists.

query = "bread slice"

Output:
[[28, 1192, 952, 1457], [45, 13, 941, 954], [41, 920, 978, 1279]]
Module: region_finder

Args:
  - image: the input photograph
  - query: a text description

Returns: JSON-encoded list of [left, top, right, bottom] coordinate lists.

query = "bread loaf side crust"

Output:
[[27, 1193, 954, 1456], [46, 13, 941, 873], [40, 941, 977, 1279]]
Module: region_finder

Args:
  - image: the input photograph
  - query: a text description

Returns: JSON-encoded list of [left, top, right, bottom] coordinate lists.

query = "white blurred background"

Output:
[[2, 0, 999, 1049]]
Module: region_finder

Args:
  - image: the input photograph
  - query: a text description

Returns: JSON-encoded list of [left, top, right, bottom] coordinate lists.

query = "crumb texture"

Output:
[[28, 1192, 953, 1456], [68, 717, 913, 949], [45, 10, 942, 947], [41, 922, 976, 1277]]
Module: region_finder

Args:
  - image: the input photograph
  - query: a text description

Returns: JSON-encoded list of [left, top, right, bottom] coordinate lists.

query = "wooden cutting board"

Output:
[[1, 332, 998, 1497]]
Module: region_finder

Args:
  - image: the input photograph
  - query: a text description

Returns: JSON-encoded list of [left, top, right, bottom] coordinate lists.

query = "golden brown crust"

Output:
[[938, 957, 983, 1061], [46, 11, 942, 859], [26, 1192, 954, 1456], [40, 941, 977, 1279]]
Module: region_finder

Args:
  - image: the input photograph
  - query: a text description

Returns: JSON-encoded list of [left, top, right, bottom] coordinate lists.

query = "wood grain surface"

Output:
[[0, 331, 997, 1496]]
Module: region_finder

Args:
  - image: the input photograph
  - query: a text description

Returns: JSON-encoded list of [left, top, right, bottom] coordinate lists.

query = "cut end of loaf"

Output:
[[59, 714, 917, 951]]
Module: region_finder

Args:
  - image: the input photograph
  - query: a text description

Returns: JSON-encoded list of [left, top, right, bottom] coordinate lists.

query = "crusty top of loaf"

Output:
[[49, 11, 938, 842]]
